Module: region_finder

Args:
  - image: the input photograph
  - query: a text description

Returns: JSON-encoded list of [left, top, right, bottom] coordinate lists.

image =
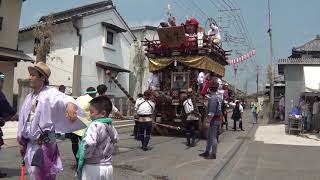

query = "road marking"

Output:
[[118, 157, 148, 165], [175, 159, 204, 168]]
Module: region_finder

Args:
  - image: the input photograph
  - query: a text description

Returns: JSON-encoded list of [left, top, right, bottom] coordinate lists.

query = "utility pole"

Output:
[[267, 0, 274, 119], [256, 65, 259, 95], [234, 65, 238, 98], [245, 79, 248, 95]]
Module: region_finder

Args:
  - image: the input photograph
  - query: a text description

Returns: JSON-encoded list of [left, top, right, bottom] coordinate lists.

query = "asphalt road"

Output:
[[0, 110, 275, 180]]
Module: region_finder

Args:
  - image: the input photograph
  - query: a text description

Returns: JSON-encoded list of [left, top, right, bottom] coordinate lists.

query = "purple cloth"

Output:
[[83, 121, 118, 165], [34, 143, 60, 180], [17, 87, 86, 178]]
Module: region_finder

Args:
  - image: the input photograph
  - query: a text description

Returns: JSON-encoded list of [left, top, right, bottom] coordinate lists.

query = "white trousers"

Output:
[[82, 164, 113, 180]]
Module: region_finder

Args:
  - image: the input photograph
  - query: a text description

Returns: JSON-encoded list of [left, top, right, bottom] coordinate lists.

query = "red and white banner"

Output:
[[228, 49, 256, 65]]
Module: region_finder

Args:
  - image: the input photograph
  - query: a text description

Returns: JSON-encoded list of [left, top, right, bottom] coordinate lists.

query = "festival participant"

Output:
[[77, 96, 118, 180], [207, 22, 221, 47], [183, 88, 200, 147], [231, 100, 244, 131], [135, 90, 155, 151], [197, 71, 205, 92], [17, 62, 86, 180], [66, 87, 97, 167], [201, 72, 214, 97], [221, 100, 228, 130], [58, 85, 66, 93], [184, 18, 203, 48], [148, 73, 160, 91], [96, 84, 123, 119], [133, 93, 144, 139], [0, 72, 17, 178], [199, 78, 222, 159]]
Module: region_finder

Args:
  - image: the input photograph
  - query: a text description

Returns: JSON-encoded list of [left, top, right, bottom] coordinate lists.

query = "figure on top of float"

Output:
[[208, 22, 221, 47], [184, 18, 204, 48]]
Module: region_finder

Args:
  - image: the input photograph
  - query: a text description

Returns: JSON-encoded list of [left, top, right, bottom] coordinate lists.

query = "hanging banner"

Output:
[[228, 49, 256, 65]]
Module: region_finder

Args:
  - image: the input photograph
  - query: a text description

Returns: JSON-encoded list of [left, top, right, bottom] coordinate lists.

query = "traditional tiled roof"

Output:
[[278, 58, 320, 74], [293, 35, 320, 52], [40, 1, 113, 22], [130, 26, 158, 31], [278, 58, 320, 65], [0, 47, 34, 62], [96, 61, 130, 73], [19, 0, 136, 40], [20, 1, 113, 32]]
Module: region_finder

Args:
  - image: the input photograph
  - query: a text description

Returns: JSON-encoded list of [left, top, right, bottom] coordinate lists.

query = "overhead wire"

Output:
[[208, 0, 257, 88]]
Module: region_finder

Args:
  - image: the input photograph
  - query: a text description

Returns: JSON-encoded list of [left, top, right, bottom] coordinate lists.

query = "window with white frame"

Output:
[[106, 31, 114, 45], [104, 28, 116, 47]]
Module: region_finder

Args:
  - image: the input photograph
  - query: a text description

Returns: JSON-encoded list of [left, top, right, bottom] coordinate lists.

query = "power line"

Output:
[[189, 0, 209, 19], [175, 0, 203, 22]]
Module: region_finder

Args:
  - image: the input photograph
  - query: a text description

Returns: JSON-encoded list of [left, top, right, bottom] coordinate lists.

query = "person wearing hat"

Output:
[[199, 78, 222, 159], [183, 88, 200, 147], [17, 62, 86, 180], [0, 72, 18, 178]]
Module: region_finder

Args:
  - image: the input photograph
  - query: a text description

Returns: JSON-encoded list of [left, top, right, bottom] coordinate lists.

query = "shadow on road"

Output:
[[0, 167, 21, 177]]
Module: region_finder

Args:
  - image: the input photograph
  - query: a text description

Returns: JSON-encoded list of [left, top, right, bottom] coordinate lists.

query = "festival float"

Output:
[[108, 9, 231, 137]]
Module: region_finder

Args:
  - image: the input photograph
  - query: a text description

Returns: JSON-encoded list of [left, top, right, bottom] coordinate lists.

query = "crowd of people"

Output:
[[0, 62, 120, 179], [0, 62, 260, 180], [288, 95, 320, 133]]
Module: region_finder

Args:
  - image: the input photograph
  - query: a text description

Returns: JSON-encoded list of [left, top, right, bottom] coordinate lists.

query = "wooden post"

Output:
[[127, 99, 132, 116], [119, 98, 123, 115]]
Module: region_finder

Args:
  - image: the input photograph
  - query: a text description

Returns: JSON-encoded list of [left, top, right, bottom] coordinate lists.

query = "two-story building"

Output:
[[16, 1, 135, 100], [0, 0, 32, 105], [278, 35, 320, 123]]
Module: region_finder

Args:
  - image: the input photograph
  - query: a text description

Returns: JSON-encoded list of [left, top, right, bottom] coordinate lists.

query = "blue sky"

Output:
[[20, 0, 320, 93]]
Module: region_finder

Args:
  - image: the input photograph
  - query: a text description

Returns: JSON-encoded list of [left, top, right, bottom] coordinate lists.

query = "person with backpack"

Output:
[[135, 90, 155, 151], [231, 100, 244, 131]]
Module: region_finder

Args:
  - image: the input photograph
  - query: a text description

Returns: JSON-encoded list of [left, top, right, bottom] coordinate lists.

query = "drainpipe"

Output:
[[71, 17, 82, 96], [72, 17, 82, 55]]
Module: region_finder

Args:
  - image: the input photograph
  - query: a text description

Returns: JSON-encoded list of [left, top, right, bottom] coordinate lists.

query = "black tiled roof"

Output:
[[101, 22, 126, 33], [278, 58, 320, 65], [19, 0, 136, 39], [39, 0, 113, 22], [20, 1, 114, 32], [293, 35, 320, 52], [130, 26, 158, 31], [0, 47, 34, 62], [96, 61, 130, 73]]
